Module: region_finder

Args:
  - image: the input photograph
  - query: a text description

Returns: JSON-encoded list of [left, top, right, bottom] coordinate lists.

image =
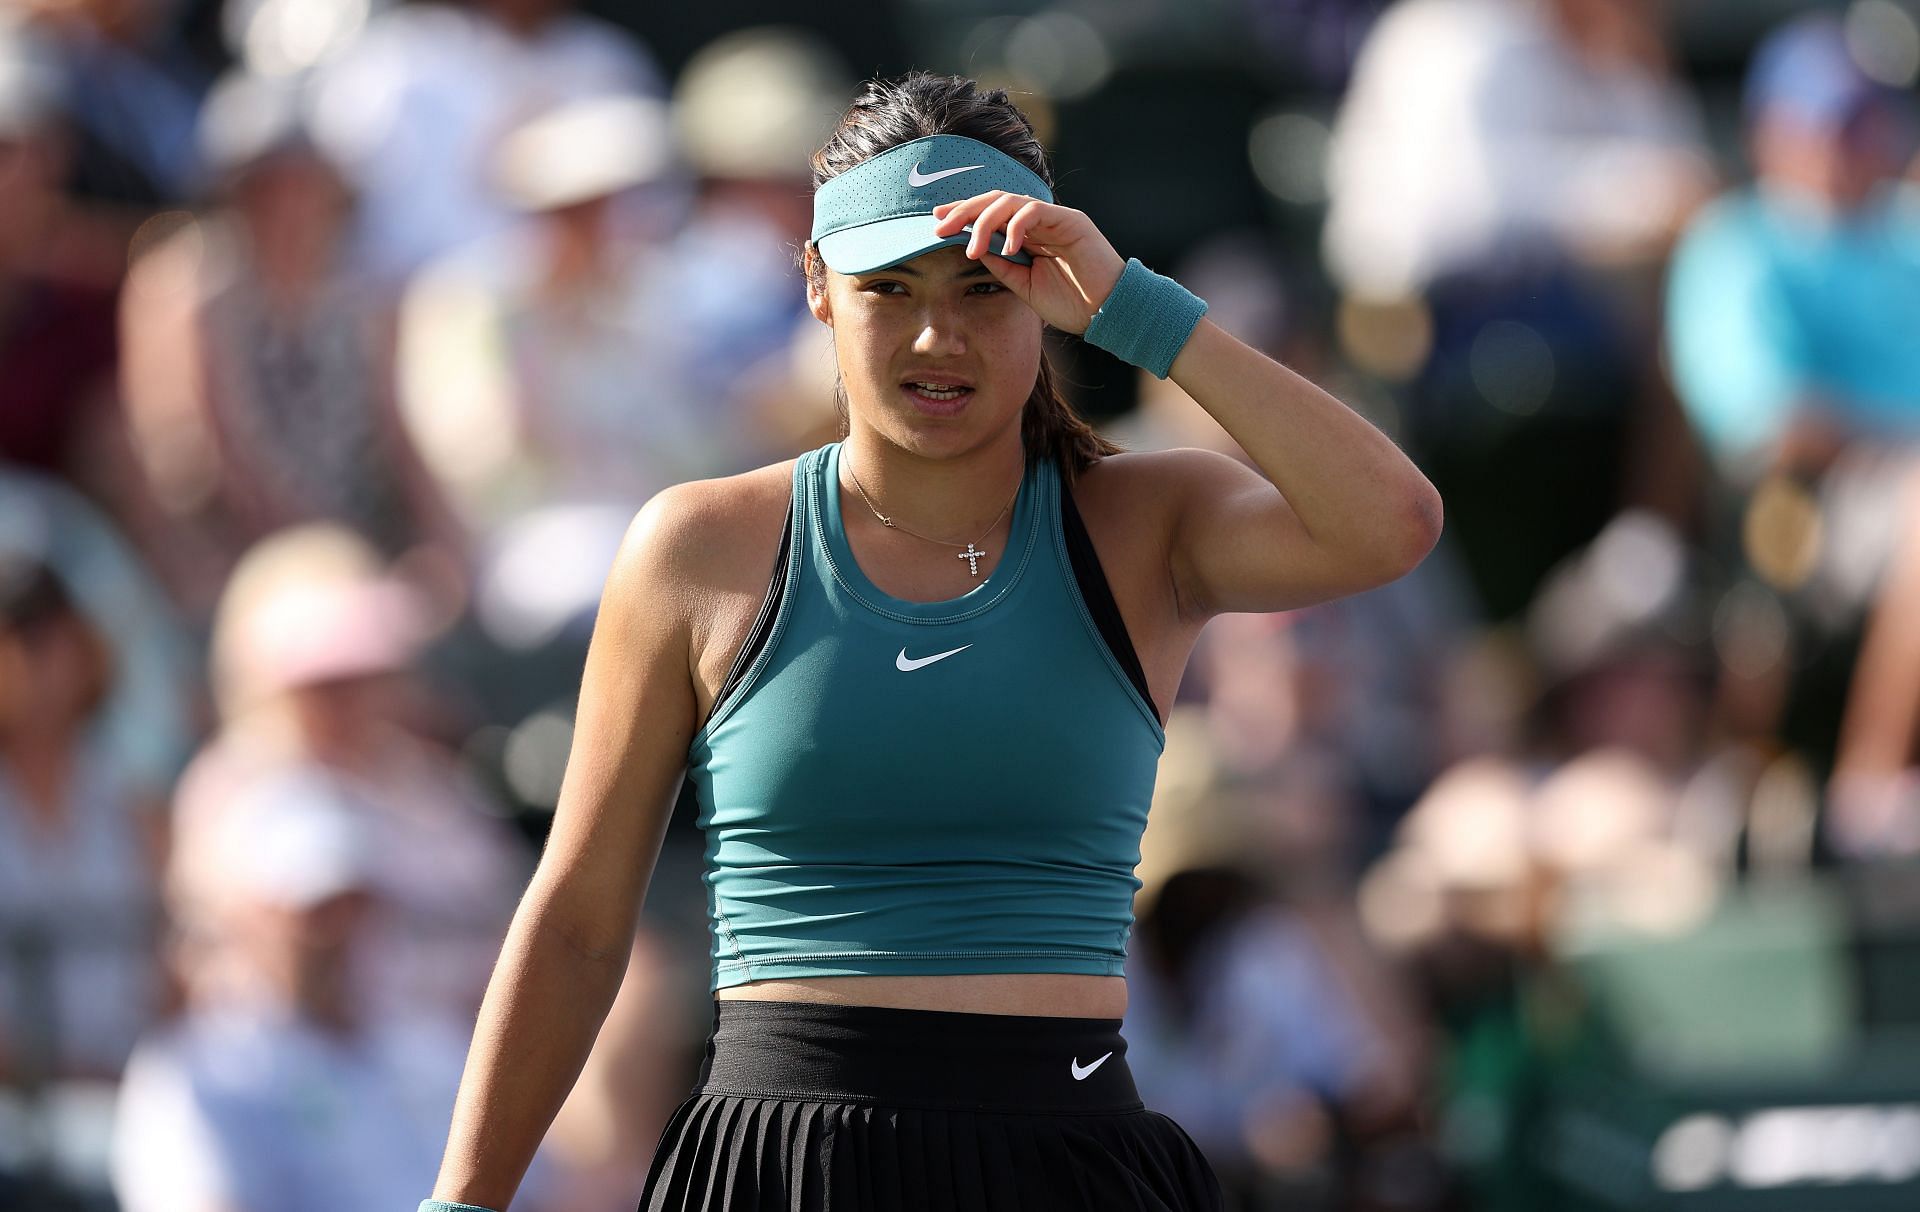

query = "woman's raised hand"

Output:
[[930, 192, 1127, 335]]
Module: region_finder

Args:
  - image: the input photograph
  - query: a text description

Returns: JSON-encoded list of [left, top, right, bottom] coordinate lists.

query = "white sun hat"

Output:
[[491, 94, 677, 213]]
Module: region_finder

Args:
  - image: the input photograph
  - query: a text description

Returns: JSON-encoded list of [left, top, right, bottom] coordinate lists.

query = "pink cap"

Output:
[[233, 577, 429, 694]]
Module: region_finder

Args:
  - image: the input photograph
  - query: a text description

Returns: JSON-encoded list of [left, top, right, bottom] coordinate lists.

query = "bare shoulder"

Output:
[[603, 460, 799, 712], [610, 460, 796, 596]]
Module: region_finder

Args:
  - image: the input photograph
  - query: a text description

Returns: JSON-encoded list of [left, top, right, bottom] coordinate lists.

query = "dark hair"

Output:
[[0, 555, 74, 633], [0, 555, 114, 721], [801, 72, 1120, 480]]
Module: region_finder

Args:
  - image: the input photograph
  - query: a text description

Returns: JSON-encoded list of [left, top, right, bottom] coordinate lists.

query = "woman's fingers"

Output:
[[965, 193, 1032, 258], [1002, 200, 1048, 257], [934, 191, 1055, 246], [930, 191, 1121, 330], [929, 194, 997, 235]]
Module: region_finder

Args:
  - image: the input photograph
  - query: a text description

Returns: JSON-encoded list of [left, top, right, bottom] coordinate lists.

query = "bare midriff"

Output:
[[715, 972, 1128, 1019]]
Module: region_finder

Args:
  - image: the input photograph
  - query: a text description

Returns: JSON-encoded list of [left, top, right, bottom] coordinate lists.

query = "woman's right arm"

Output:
[[428, 488, 704, 1210]]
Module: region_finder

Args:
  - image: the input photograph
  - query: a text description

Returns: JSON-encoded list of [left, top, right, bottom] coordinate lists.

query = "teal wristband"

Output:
[[420, 1201, 498, 1212], [1080, 257, 1208, 379]]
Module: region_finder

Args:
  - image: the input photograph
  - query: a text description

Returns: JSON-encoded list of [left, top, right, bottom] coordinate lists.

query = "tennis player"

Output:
[[423, 72, 1441, 1211]]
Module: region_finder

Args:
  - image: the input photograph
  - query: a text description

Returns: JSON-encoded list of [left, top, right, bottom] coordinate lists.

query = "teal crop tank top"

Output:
[[685, 441, 1167, 990]]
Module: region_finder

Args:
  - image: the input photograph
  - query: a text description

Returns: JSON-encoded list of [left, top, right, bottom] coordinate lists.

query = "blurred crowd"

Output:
[[0, 0, 1917, 1210]]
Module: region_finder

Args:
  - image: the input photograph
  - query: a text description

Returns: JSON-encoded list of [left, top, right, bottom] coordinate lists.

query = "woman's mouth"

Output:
[[902, 381, 975, 415]]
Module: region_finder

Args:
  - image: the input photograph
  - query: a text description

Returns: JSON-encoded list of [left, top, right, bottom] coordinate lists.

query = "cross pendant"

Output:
[[958, 543, 988, 576]]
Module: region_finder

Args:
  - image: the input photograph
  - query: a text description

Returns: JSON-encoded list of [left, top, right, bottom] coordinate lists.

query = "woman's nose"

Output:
[[911, 309, 967, 356]]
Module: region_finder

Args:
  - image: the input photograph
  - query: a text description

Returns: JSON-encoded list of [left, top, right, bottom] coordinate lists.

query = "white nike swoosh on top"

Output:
[[907, 163, 984, 188], [895, 644, 971, 672], [1070, 1052, 1113, 1081]]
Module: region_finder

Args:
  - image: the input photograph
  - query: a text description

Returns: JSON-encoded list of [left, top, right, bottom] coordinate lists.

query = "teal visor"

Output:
[[810, 134, 1054, 274]]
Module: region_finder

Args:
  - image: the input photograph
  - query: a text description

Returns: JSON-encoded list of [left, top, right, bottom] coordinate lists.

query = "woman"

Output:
[[424, 73, 1441, 1212], [0, 554, 165, 1084]]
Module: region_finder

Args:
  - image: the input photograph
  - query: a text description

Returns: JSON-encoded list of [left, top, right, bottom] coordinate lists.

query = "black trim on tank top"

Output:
[[711, 498, 794, 712], [1059, 476, 1158, 722]]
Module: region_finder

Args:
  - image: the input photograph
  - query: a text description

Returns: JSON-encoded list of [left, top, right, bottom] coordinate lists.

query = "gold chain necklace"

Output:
[[844, 456, 1021, 577]]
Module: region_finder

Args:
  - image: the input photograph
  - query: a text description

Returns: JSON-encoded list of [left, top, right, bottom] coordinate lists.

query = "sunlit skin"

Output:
[[824, 248, 1040, 462]]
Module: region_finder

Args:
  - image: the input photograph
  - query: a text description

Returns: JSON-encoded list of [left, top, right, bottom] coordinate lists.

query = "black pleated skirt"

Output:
[[638, 1000, 1223, 1212]]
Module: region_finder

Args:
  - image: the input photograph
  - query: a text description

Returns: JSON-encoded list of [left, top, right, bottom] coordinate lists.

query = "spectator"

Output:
[[112, 776, 501, 1212], [398, 93, 723, 654], [0, 549, 164, 1084], [13, 0, 206, 211], [397, 94, 704, 530], [1665, 13, 1920, 767], [0, 29, 120, 493], [313, 0, 665, 282], [120, 69, 464, 619], [1522, 510, 1716, 780], [167, 525, 528, 1027], [1325, 0, 1715, 619], [661, 26, 852, 459], [0, 463, 197, 814], [1666, 12, 1920, 479], [1325, 0, 1710, 300], [1127, 866, 1416, 1209]]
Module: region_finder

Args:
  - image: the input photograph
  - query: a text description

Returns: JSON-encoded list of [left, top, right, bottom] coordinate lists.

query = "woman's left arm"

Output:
[[1157, 319, 1444, 616], [934, 191, 1444, 619]]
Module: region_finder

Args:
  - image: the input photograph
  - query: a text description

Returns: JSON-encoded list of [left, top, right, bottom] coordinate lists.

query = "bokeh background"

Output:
[[2, 0, 1919, 1208]]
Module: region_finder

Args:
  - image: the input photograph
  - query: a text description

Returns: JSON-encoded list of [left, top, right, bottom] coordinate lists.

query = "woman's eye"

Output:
[[969, 282, 1006, 295], [864, 281, 905, 295]]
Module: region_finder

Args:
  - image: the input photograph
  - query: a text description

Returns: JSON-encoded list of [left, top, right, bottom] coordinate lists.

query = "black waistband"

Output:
[[696, 1000, 1142, 1115]]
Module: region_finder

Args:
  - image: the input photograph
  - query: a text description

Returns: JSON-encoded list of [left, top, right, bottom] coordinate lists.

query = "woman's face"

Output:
[[0, 614, 110, 736], [809, 243, 1043, 459], [233, 151, 352, 253]]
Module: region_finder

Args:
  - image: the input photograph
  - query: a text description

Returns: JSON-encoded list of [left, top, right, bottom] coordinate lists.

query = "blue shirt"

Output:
[[1665, 184, 1920, 465]]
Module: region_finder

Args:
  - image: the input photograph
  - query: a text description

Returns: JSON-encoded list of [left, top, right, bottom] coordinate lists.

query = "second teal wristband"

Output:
[[1080, 257, 1208, 379], [420, 1200, 499, 1212]]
